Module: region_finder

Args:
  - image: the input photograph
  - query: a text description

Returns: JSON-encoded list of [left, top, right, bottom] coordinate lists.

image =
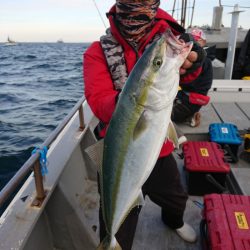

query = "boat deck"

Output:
[[132, 99, 250, 250]]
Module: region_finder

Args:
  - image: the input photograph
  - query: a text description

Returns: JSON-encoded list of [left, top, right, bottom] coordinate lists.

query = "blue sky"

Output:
[[0, 0, 250, 42]]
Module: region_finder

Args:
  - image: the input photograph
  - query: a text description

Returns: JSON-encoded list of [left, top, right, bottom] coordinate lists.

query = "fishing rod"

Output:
[[91, 0, 107, 29]]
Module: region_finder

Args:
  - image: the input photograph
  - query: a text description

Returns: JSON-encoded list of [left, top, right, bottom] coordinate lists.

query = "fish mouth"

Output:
[[164, 29, 193, 57]]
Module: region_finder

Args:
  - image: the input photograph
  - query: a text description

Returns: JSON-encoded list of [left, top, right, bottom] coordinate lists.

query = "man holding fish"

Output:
[[84, 0, 206, 249], [171, 28, 213, 127]]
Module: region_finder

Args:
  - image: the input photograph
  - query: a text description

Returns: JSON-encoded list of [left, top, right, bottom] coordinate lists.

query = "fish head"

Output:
[[163, 29, 194, 67], [136, 30, 193, 109]]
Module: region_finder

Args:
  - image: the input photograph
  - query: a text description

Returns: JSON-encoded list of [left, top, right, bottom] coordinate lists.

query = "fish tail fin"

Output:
[[97, 236, 121, 250]]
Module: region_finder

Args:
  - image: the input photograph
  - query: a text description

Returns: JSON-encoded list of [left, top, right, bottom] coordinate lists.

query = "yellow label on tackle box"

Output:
[[200, 148, 209, 157], [235, 212, 249, 229]]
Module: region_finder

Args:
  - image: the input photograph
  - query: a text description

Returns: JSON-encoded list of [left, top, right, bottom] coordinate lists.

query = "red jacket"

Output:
[[84, 7, 201, 157]]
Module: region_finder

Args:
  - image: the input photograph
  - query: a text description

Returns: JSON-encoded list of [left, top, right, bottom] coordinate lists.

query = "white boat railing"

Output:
[[0, 96, 86, 209], [209, 79, 250, 102], [211, 79, 250, 90]]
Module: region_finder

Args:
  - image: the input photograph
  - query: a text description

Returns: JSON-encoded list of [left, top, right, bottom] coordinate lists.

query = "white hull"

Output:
[[4, 43, 17, 46]]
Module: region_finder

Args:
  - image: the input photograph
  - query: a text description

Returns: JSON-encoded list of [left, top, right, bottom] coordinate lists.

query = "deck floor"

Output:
[[132, 102, 250, 250]]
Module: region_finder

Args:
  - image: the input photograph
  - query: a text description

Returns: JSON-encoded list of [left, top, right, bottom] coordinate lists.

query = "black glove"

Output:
[[179, 33, 207, 75]]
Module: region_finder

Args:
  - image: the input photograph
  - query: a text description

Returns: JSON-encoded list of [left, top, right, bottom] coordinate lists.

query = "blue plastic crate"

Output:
[[209, 123, 243, 162], [209, 123, 242, 145]]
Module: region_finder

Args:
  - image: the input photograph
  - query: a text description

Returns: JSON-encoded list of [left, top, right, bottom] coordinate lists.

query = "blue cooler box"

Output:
[[209, 123, 242, 161]]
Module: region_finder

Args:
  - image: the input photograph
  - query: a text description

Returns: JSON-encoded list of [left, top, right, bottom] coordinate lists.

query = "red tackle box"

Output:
[[202, 194, 250, 250], [183, 141, 230, 195]]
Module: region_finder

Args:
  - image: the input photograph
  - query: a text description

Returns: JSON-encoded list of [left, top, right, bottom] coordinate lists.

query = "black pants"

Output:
[[171, 94, 201, 123], [99, 153, 188, 250]]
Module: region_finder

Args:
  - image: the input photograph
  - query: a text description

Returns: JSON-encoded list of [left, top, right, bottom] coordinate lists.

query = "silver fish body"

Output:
[[99, 30, 192, 250]]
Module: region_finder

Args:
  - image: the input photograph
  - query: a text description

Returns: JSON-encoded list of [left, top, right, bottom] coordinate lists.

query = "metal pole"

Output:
[[79, 105, 85, 131], [190, 0, 196, 27], [183, 0, 188, 28], [32, 161, 46, 206], [181, 0, 187, 28], [224, 4, 244, 79], [172, 0, 176, 16], [181, 0, 184, 27]]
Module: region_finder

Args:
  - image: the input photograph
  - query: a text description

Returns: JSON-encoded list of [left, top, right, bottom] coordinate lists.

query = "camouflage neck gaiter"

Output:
[[115, 0, 160, 48]]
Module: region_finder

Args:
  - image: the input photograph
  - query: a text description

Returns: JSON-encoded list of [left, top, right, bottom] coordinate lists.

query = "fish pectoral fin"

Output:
[[133, 111, 148, 140], [84, 139, 104, 173], [167, 121, 179, 149], [132, 191, 145, 207]]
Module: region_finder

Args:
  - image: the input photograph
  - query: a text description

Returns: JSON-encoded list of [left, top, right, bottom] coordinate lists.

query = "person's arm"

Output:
[[180, 66, 203, 83], [180, 58, 213, 105], [192, 58, 213, 95], [83, 42, 119, 123], [179, 33, 206, 83]]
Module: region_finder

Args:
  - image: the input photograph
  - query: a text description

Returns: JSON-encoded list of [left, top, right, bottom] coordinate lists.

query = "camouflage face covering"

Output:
[[115, 0, 160, 48]]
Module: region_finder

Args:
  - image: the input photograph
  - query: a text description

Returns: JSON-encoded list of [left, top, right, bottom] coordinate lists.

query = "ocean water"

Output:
[[0, 42, 89, 196]]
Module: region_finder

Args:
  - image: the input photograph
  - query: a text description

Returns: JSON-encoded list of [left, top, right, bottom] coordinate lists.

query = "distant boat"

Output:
[[57, 39, 64, 43], [5, 36, 17, 46]]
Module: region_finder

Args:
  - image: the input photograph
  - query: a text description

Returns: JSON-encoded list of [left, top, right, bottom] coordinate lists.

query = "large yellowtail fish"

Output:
[[98, 30, 193, 250]]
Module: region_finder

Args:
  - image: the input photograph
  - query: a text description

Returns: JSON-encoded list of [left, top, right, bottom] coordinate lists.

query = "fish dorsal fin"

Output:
[[84, 139, 104, 172], [133, 110, 148, 140], [167, 121, 179, 149]]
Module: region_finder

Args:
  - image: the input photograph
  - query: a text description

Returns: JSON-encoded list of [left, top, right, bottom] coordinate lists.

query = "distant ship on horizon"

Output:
[[57, 39, 64, 43], [5, 36, 17, 46]]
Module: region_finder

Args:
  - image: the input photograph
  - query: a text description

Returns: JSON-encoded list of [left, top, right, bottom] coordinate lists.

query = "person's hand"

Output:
[[180, 51, 198, 75], [179, 33, 206, 76]]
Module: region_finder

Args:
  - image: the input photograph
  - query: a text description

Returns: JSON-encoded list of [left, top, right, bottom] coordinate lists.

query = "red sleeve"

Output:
[[179, 66, 202, 84], [83, 42, 118, 123]]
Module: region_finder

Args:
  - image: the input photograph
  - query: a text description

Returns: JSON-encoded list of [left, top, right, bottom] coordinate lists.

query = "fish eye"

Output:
[[153, 57, 163, 68]]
